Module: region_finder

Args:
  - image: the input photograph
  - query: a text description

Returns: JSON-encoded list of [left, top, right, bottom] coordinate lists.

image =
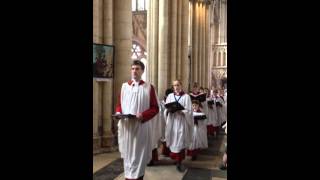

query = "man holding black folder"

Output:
[[115, 60, 159, 180], [164, 80, 193, 172]]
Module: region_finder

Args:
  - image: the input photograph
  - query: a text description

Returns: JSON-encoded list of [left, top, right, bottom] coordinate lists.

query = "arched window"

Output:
[[131, 42, 146, 60], [131, 42, 147, 81], [132, 0, 148, 12]]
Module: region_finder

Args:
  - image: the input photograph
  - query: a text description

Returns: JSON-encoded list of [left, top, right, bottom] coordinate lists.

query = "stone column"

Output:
[[208, 3, 213, 88], [101, 0, 114, 148], [158, 0, 169, 98], [148, 0, 189, 97], [176, 0, 182, 80], [192, 2, 198, 83], [151, 0, 159, 92], [198, 3, 203, 86], [180, 0, 189, 91], [169, 0, 177, 82], [201, 3, 205, 87], [147, 0, 161, 94], [114, 0, 132, 105], [188, 1, 193, 90], [93, 0, 103, 151], [205, 4, 209, 88]]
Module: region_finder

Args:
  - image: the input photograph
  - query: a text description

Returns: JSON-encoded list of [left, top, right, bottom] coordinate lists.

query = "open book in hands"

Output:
[[112, 113, 136, 119], [193, 112, 207, 120], [190, 93, 207, 102], [207, 100, 215, 106], [164, 102, 185, 113]]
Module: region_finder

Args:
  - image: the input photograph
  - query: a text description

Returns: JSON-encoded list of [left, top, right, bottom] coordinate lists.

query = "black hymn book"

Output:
[[112, 114, 137, 119], [193, 112, 207, 120], [164, 102, 185, 113], [207, 100, 215, 106], [216, 102, 223, 107], [190, 93, 207, 102]]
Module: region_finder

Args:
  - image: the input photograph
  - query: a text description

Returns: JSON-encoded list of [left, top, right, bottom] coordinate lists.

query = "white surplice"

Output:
[[189, 111, 208, 150], [117, 82, 154, 179], [205, 97, 219, 127], [164, 93, 193, 153]]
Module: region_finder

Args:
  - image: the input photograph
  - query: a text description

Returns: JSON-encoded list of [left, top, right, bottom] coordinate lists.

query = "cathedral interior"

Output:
[[93, 0, 227, 179]]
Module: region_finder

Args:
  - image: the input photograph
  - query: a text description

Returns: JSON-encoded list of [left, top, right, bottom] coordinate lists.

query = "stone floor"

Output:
[[93, 130, 227, 180]]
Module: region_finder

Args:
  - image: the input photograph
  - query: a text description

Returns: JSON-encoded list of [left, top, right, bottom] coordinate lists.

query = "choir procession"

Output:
[[93, 0, 227, 179], [113, 60, 227, 180]]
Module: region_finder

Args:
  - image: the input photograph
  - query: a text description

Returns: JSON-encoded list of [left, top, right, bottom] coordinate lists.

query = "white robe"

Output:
[[189, 112, 208, 150], [117, 82, 154, 179], [159, 99, 166, 142], [149, 96, 161, 150], [215, 96, 227, 125], [164, 93, 193, 153], [205, 97, 219, 127]]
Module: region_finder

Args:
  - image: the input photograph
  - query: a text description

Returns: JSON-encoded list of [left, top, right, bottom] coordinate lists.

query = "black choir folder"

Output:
[[164, 102, 185, 113], [193, 112, 207, 120], [112, 114, 136, 119], [190, 93, 207, 102], [207, 100, 215, 106], [216, 102, 223, 107]]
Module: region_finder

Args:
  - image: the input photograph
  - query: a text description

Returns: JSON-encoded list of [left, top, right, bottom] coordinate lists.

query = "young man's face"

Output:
[[131, 65, 144, 80], [173, 81, 182, 92]]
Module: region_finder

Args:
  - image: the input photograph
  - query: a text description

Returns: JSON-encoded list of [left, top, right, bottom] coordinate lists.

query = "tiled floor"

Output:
[[93, 131, 227, 180], [93, 151, 120, 173]]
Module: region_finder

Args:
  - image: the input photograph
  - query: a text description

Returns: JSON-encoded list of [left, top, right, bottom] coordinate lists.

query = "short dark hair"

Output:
[[131, 60, 145, 71], [192, 100, 200, 105]]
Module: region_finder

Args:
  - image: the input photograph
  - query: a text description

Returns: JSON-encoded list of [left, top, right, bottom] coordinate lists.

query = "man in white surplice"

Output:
[[115, 60, 159, 180], [164, 80, 193, 172]]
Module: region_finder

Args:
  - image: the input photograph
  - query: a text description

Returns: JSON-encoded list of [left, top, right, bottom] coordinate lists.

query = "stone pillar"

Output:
[[151, 0, 159, 92], [208, 3, 213, 88], [204, 6, 211, 89], [192, 2, 198, 83], [176, 0, 182, 80], [191, 1, 211, 87], [148, 0, 189, 97], [180, 0, 189, 91], [201, 3, 205, 87], [101, 0, 114, 148], [93, 0, 103, 151], [158, 0, 169, 98], [188, 1, 193, 89], [147, 0, 157, 87], [217, 0, 221, 44], [197, 3, 201, 84], [199, 3, 203, 86], [169, 0, 177, 82], [114, 0, 132, 104]]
